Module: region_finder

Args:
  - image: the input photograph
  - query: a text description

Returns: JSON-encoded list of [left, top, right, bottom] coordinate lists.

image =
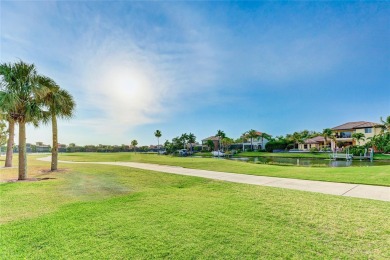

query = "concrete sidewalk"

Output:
[[38, 157, 390, 202]]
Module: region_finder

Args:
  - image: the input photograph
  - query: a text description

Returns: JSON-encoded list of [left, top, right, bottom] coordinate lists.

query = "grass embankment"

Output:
[[237, 151, 390, 160], [1, 157, 389, 258], [58, 153, 390, 186]]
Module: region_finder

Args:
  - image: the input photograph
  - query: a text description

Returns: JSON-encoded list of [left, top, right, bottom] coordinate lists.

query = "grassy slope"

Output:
[[58, 153, 390, 186], [1, 158, 389, 259]]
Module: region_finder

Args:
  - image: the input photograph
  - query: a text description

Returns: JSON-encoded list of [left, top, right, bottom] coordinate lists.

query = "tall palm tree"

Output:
[[131, 140, 138, 153], [322, 128, 333, 148], [40, 76, 75, 171], [216, 130, 225, 151], [187, 133, 196, 153], [0, 61, 48, 180], [352, 133, 365, 146], [0, 63, 17, 167], [246, 129, 259, 150], [154, 130, 162, 154]]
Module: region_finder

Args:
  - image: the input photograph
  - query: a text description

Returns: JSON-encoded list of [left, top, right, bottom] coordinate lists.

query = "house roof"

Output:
[[332, 121, 380, 130], [304, 136, 325, 144], [202, 136, 220, 141]]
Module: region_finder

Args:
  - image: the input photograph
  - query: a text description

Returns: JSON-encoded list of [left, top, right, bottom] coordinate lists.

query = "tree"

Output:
[[291, 132, 303, 149], [180, 133, 189, 149], [322, 128, 333, 148], [164, 139, 173, 154], [0, 63, 17, 167], [352, 132, 365, 146], [367, 133, 390, 152], [40, 76, 75, 171], [259, 132, 271, 150], [246, 129, 260, 151], [206, 140, 214, 151], [221, 137, 233, 152], [241, 131, 248, 151], [0, 61, 48, 180], [216, 130, 226, 151], [187, 133, 196, 153], [154, 130, 162, 153], [131, 140, 138, 153], [380, 115, 390, 133], [0, 117, 6, 152]]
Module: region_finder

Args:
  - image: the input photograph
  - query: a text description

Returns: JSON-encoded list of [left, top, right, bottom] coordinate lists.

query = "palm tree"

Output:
[[352, 132, 365, 146], [131, 140, 138, 153], [322, 128, 333, 148], [259, 132, 271, 150], [40, 76, 75, 171], [0, 115, 6, 152], [221, 137, 233, 152], [216, 130, 225, 151], [380, 116, 390, 133], [246, 129, 259, 150], [154, 130, 162, 153], [3, 117, 15, 167], [0, 61, 48, 180], [0, 63, 17, 167], [241, 131, 248, 151], [291, 132, 303, 149], [187, 133, 196, 154], [330, 133, 338, 152], [180, 133, 189, 149]]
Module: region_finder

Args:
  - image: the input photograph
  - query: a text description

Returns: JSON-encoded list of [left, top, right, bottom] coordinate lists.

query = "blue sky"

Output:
[[1, 1, 389, 146]]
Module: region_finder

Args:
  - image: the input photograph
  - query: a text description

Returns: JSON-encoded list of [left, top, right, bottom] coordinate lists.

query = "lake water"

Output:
[[226, 156, 390, 167]]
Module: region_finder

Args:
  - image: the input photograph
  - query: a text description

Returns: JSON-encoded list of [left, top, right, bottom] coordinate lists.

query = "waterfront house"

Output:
[[298, 136, 327, 150], [331, 121, 381, 149]]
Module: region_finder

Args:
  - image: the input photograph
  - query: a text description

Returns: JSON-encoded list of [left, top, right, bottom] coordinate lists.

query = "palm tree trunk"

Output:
[[5, 119, 15, 167], [51, 113, 58, 171], [18, 122, 27, 180]]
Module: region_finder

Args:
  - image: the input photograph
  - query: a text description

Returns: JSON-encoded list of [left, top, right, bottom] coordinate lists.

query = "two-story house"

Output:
[[202, 136, 220, 151], [331, 121, 381, 149]]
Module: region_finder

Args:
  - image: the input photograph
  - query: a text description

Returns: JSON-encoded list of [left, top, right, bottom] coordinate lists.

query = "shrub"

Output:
[[384, 145, 390, 154], [349, 145, 366, 156], [265, 140, 292, 152], [310, 147, 319, 152]]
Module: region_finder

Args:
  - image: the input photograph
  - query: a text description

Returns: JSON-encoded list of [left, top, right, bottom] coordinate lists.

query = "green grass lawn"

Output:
[[57, 153, 390, 186], [1, 158, 389, 259]]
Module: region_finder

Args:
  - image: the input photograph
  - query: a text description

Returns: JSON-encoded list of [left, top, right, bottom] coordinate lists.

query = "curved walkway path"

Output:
[[38, 157, 390, 202]]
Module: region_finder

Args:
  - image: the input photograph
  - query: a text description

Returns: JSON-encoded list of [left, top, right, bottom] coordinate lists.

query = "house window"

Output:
[[340, 132, 352, 138], [365, 128, 372, 133], [304, 145, 308, 149]]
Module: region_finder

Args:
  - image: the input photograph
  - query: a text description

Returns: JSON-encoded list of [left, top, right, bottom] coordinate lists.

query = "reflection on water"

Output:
[[228, 157, 390, 167]]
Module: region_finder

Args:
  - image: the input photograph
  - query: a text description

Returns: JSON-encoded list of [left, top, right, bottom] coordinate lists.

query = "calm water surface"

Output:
[[226, 156, 390, 167]]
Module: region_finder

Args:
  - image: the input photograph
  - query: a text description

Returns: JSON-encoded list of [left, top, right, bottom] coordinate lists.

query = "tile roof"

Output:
[[332, 121, 380, 130], [304, 136, 325, 144], [202, 136, 220, 141]]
